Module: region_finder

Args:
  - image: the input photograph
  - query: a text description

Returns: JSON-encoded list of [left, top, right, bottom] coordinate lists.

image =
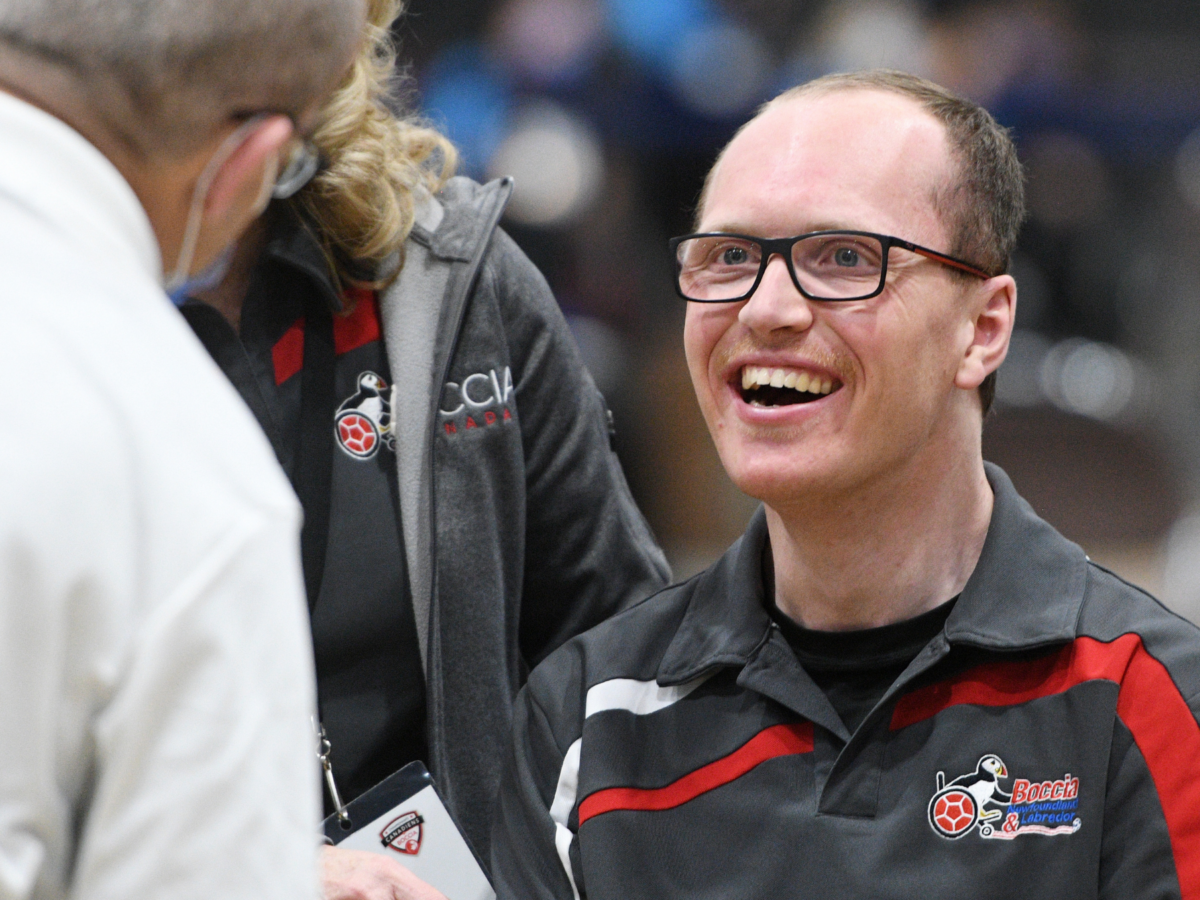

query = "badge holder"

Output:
[[317, 723, 493, 900]]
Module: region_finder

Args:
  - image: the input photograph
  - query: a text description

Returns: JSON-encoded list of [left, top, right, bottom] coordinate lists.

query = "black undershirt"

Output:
[[763, 551, 956, 735]]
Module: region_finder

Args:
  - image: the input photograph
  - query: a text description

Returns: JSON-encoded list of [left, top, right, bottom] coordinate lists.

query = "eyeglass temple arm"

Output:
[[891, 238, 992, 280]]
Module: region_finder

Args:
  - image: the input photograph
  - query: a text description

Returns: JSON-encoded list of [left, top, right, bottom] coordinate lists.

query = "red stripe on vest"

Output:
[[272, 317, 304, 385], [891, 634, 1200, 896], [333, 287, 380, 356], [577, 722, 814, 825]]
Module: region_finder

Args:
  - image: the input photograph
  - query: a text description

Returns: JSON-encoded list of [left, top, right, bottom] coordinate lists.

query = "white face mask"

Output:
[[164, 115, 281, 295]]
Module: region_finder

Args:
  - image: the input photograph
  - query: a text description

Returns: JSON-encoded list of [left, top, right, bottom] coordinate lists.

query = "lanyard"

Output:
[[184, 296, 346, 815], [292, 293, 336, 613], [291, 296, 346, 817], [314, 718, 350, 824]]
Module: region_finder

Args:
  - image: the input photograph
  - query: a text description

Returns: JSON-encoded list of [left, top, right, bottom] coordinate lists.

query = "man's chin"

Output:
[[723, 456, 845, 508]]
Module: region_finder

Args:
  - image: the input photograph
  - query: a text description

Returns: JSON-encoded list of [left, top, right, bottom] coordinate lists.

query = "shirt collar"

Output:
[[261, 211, 348, 314], [657, 508, 774, 685], [657, 462, 1086, 685], [944, 462, 1086, 649], [0, 91, 161, 285]]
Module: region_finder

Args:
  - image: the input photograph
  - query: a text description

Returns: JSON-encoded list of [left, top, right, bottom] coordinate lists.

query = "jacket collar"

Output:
[[408, 176, 512, 263], [262, 175, 514, 313], [657, 509, 775, 685], [657, 462, 1087, 685], [261, 212, 347, 314]]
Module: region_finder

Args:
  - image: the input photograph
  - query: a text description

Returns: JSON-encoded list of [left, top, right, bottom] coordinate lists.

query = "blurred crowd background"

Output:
[[394, 0, 1200, 620]]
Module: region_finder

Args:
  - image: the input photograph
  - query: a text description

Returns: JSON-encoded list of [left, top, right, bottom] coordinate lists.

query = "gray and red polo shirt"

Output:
[[491, 464, 1200, 899]]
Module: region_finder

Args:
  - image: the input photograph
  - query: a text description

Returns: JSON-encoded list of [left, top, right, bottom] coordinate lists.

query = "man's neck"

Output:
[[193, 217, 269, 333], [765, 449, 993, 632]]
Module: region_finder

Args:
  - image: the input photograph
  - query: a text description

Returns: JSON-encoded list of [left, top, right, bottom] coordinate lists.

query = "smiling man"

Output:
[[490, 71, 1200, 900]]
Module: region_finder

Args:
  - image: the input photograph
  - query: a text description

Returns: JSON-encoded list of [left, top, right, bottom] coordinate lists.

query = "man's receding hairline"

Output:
[[696, 84, 961, 231]]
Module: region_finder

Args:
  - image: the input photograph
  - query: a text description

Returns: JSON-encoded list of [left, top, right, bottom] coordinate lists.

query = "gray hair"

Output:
[[0, 0, 367, 156]]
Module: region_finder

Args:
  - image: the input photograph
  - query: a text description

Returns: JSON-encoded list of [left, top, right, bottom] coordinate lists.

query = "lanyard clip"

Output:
[[313, 717, 350, 824]]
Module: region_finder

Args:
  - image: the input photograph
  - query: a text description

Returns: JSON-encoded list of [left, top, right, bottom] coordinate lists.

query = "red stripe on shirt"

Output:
[[890, 634, 1142, 730], [272, 317, 305, 385], [333, 287, 380, 356], [1117, 640, 1200, 897], [271, 289, 380, 385], [891, 634, 1200, 896], [577, 722, 814, 825]]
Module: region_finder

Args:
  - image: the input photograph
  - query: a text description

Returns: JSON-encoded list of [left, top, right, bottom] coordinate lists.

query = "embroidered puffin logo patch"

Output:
[[379, 810, 423, 855], [927, 754, 1081, 840], [335, 371, 395, 459]]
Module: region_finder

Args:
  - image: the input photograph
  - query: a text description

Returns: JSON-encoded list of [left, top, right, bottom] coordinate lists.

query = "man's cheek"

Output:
[[683, 316, 724, 391]]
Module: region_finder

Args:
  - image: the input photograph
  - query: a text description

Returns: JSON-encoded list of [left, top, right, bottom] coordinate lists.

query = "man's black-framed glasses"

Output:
[[669, 231, 993, 303]]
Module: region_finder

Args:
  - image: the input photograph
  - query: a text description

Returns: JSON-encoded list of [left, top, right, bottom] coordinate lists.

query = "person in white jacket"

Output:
[[0, 2, 366, 899]]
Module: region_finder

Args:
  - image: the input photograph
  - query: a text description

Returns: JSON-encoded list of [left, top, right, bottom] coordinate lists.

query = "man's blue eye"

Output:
[[722, 247, 748, 265], [834, 247, 860, 267]]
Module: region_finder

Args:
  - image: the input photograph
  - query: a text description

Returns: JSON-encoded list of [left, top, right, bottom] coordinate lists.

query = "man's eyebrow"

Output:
[[694, 221, 750, 234], [696, 221, 862, 235], [801, 222, 861, 234]]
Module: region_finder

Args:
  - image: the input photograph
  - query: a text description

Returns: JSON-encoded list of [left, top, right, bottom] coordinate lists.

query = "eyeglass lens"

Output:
[[675, 234, 888, 301]]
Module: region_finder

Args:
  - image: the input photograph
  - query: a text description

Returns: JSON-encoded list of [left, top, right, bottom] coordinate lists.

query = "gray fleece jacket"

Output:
[[381, 176, 670, 856]]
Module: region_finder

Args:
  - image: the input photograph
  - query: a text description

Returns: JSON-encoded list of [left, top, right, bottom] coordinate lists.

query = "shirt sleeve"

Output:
[[488, 229, 671, 667], [491, 680, 585, 900], [1095, 625, 1200, 900]]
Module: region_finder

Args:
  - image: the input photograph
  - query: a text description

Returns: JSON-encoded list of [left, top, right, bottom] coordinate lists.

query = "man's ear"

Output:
[[955, 274, 1016, 391], [203, 115, 294, 222]]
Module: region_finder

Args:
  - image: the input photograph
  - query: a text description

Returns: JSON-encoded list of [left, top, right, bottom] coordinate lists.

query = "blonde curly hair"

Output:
[[293, 0, 457, 290]]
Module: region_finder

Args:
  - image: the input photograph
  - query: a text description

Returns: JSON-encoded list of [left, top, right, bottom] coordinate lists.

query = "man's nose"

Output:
[[737, 253, 815, 335]]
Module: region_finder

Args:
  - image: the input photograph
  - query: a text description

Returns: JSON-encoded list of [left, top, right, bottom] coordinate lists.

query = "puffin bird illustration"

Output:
[[340, 372, 391, 432], [949, 755, 1013, 812]]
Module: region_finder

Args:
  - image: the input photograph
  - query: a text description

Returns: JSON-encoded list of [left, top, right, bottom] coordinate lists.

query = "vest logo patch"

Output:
[[335, 371, 395, 459], [927, 754, 1081, 841], [439, 366, 515, 436], [379, 810, 423, 855]]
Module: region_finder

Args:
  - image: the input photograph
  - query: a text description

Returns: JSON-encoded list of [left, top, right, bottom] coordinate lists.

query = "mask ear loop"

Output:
[[164, 114, 271, 293]]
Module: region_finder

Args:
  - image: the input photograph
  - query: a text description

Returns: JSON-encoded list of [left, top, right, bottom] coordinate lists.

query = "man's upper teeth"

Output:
[[741, 366, 833, 394]]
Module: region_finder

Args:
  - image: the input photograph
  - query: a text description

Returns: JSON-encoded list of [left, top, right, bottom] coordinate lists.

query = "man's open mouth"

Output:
[[739, 366, 841, 408]]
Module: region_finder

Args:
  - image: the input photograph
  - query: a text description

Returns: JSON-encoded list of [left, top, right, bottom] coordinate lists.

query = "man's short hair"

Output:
[[696, 70, 1026, 414], [0, 0, 366, 157]]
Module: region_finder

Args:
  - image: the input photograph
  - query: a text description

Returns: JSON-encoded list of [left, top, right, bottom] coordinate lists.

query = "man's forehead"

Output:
[[703, 88, 954, 240]]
